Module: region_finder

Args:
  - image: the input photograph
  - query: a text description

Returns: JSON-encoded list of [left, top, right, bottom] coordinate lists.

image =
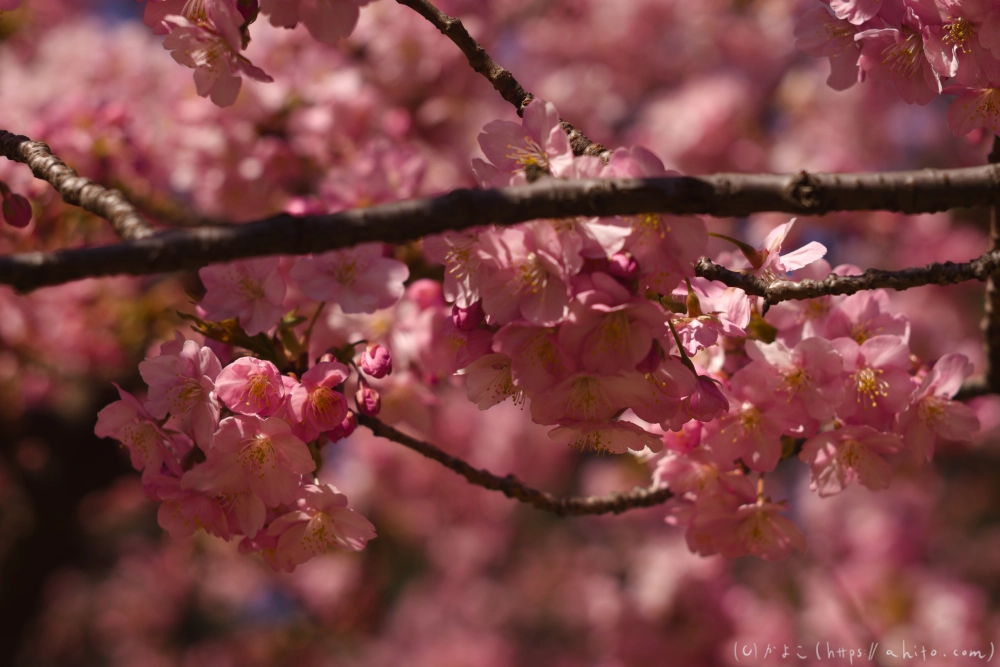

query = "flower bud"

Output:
[[360, 343, 392, 378], [608, 251, 638, 281], [687, 376, 729, 422], [3, 193, 31, 228], [355, 380, 381, 416], [327, 411, 358, 441], [452, 301, 484, 331]]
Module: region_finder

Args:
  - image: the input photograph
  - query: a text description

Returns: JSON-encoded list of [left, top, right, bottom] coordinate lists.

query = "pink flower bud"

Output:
[[355, 381, 381, 416], [327, 411, 358, 441], [452, 301, 485, 331], [318, 352, 335, 364], [360, 343, 392, 378], [608, 252, 638, 281], [407, 278, 445, 309], [688, 375, 729, 422], [3, 193, 31, 228]]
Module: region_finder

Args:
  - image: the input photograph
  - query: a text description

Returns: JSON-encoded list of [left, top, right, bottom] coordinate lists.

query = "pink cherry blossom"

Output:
[[922, 0, 1000, 87], [290, 243, 409, 314], [188, 414, 315, 507], [259, 0, 374, 44], [746, 338, 845, 421], [147, 473, 231, 539], [548, 420, 664, 455], [829, 0, 904, 25], [476, 226, 576, 326], [946, 85, 1000, 136], [94, 383, 183, 476], [822, 289, 910, 344], [529, 373, 654, 426], [161, 15, 273, 107], [745, 219, 828, 282], [897, 353, 980, 461], [0, 0, 22, 10], [139, 337, 222, 448], [492, 323, 575, 394], [215, 357, 286, 417], [267, 484, 377, 572], [856, 14, 943, 105], [457, 353, 522, 410], [476, 98, 574, 184], [198, 257, 286, 336], [833, 335, 915, 430], [144, 0, 245, 49], [794, 6, 864, 90], [423, 231, 483, 309], [558, 275, 666, 376], [800, 425, 902, 496], [702, 364, 804, 472], [288, 361, 349, 441]]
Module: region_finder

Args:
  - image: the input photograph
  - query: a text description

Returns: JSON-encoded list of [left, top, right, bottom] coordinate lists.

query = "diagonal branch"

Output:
[[0, 130, 155, 240], [356, 414, 673, 516], [394, 0, 609, 160], [693, 252, 1000, 306], [4, 166, 1000, 291]]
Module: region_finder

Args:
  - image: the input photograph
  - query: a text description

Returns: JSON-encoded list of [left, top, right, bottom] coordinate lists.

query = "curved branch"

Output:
[[694, 251, 1000, 306], [4, 166, 1000, 291], [394, 0, 609, 160], [356, 414, 673, 516], [0, 130, 155, 240]]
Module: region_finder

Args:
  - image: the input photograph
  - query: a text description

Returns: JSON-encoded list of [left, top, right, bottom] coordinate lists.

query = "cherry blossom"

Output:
[[138, 336, 222, 448], [161, 15, 273, 107], [199, 258, 287, 336], [94, 383, 183, 476], [288, 360, 350, 441], [896, 353, 980, 461], [214, 357, 286, 417], [290, 243, 409, 314], [800, 425, 902, 496], [267, 484, 377, 572], [188, 414, 315, 507]]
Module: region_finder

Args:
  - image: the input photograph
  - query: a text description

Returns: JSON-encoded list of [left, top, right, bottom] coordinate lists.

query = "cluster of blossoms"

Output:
[[94, 96, 982, 566], [429, 98, 981, 561], [94, 243, 409, 571], [136, 0, 373, 105], [797, 0, 1000, 136]]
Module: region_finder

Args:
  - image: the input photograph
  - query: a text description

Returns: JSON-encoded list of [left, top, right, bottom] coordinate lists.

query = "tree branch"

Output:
[[982, 136, 1000, 393], [4, 166, 1000, 291], [356, 414, 673, 516], [0, 130, 155, 240], [694, 251, 1000, 306], [394, 0, 609, 160]]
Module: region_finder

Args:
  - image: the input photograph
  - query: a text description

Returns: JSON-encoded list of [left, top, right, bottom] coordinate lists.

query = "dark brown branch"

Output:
[[0, 130, 155, 240], [394, 0, 610, 160], [694, 251, 1000, 306], [982, 136, 1000, 393], [356, 414, 673, 516], [4, 166, 1000, 291]]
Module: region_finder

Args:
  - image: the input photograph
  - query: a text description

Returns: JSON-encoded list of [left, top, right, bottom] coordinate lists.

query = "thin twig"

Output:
[[394, 0, 610, 160], [0, 130, 155, 240], [356, 414, 673, 516], [4, 166, 1000, 291], [694, 251, 1000, 306]]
